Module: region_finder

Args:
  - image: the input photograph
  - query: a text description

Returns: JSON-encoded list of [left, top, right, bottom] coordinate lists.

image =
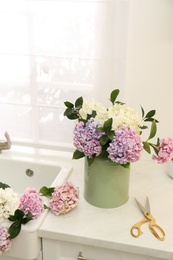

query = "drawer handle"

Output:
[[77, 251, 93, 260]]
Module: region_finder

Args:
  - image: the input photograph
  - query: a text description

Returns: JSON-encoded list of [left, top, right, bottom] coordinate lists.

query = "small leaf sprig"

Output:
[[0, 182, 10, 189], [8, 210, 32, 239], [64, 97, 96, 124], [141, 108, 160, 156], [39, 186, 55, 209], [64, 97, 83, 121]]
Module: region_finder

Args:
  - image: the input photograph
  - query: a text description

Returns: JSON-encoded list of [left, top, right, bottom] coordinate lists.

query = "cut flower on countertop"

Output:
[[40, 181, 79, 216], [44, 182, 79, 216], [0, 186, 20, 223], [0, 226, 12, 255], [64, 89, 173, 167], [19, 188, 44, 219], [0, 180, 79, 255]]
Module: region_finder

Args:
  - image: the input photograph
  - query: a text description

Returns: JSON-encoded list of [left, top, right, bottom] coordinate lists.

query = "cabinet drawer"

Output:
[[43, 238, 121, 260], [42, 238, 160, 260]]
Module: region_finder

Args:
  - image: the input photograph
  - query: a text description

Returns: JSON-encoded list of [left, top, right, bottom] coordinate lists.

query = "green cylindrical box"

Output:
[[84, 157, 130, 208]]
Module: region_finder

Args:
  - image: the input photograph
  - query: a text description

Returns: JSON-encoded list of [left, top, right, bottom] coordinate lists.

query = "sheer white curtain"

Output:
[[0, 0, 129, 149]]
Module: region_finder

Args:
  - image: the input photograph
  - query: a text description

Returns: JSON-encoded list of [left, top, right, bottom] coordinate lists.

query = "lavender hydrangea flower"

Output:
[[49, 182, 79, 216], [73, 119, 103, 158], [19, 188, 44, 219], [0, 226, 12, 255], [107, 127, 143, 164], [152, 138, 173, 164]]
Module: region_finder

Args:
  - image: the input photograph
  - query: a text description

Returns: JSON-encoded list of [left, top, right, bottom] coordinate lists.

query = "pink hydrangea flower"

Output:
[[0, 226, 12, 255], [19, 188, 44, 219], [152, 138, 173, 164], [49, 182, 79, 216]]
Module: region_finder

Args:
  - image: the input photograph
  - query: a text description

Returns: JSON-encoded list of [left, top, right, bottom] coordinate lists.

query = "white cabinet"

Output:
[[42, 238, 159, 260]]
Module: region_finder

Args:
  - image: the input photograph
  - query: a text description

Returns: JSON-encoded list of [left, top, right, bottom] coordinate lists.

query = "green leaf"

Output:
[[148, 143, 159, 155], [99, 135, 109, 146], [14, 209, 24, 219], [64, 101, 74, 108], [44, 204, 49, 209], [96, 127, 104, 133], [40, 186, 55, 197], [73, 150, 85, 159], [145, 110, 156, 118], [9, 221, 21, 239], [103, 118, 112, 132], [156, 137, 160, 146], [99, 150, 109, 158], [141, 125, 148, 130], [8, 215, 17, 222], [86, 110, 97, 120], [66, 114, 79, 120], [64, 107, 80, 120], [64, 108, 73, 116], [87, 156, 95, 166], [147, 120, 157, 140], [0, 182, 10, 189], [144, 118, 153, 122], [141, 106, 145, 118], [107, 131, 115, 140], [121, 163, 130, 169], [115, 101, 125, 105], [144, 118, 159, 123], [75, 96, 83, 109], [21, 212, 33, 224], [143, 141, 151, 154], [110, 89, 120, 104]]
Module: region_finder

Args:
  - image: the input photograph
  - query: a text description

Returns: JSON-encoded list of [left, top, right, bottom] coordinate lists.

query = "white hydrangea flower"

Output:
[[0, 188, 20, 223], [108, 103, 144, 134], [79, 100, 108, 126], [79, 100, 143, 133]]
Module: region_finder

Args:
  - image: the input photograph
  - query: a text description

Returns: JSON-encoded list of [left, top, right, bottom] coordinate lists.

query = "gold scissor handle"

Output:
[[148, 219, 166, 241], [130, 218, 148, 238]]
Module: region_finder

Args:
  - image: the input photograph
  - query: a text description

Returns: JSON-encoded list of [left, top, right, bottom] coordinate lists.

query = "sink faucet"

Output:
[[0, 132, 12, 152]]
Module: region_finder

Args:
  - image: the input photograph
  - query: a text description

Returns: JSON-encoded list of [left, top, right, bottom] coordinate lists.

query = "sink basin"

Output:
[[0, 149, 72, 260]]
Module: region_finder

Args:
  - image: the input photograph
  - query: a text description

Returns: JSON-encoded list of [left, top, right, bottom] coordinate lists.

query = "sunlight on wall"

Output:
[[125, 0, 173, 138]]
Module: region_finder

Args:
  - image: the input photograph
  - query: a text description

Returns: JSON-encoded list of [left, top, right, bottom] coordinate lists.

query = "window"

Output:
[[0, 0, 129, 150]]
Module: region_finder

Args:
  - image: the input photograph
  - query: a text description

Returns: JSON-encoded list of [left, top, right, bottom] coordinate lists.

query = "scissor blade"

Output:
[[145, 196, 151, 213], [134, 197, 147, 215]]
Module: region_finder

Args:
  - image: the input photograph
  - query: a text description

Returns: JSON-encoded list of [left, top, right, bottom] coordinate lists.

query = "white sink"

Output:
[[0, 147, 72, 260]]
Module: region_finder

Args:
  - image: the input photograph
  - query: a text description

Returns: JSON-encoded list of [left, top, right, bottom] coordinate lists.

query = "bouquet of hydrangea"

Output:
[[64, 89, 173, 167]]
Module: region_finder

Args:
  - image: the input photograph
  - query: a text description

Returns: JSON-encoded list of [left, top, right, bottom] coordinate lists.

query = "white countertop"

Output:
[[38, 158, 173, 259]]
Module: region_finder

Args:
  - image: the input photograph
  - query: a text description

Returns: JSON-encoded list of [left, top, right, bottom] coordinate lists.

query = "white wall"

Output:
[[125, 0, 173, 139]]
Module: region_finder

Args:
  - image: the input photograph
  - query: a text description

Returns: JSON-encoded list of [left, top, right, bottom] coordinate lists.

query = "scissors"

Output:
[[130, 197, 166, 241]]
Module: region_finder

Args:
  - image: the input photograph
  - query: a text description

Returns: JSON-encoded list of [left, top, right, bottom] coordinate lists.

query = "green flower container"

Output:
[[84, 157, 130, 208]]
